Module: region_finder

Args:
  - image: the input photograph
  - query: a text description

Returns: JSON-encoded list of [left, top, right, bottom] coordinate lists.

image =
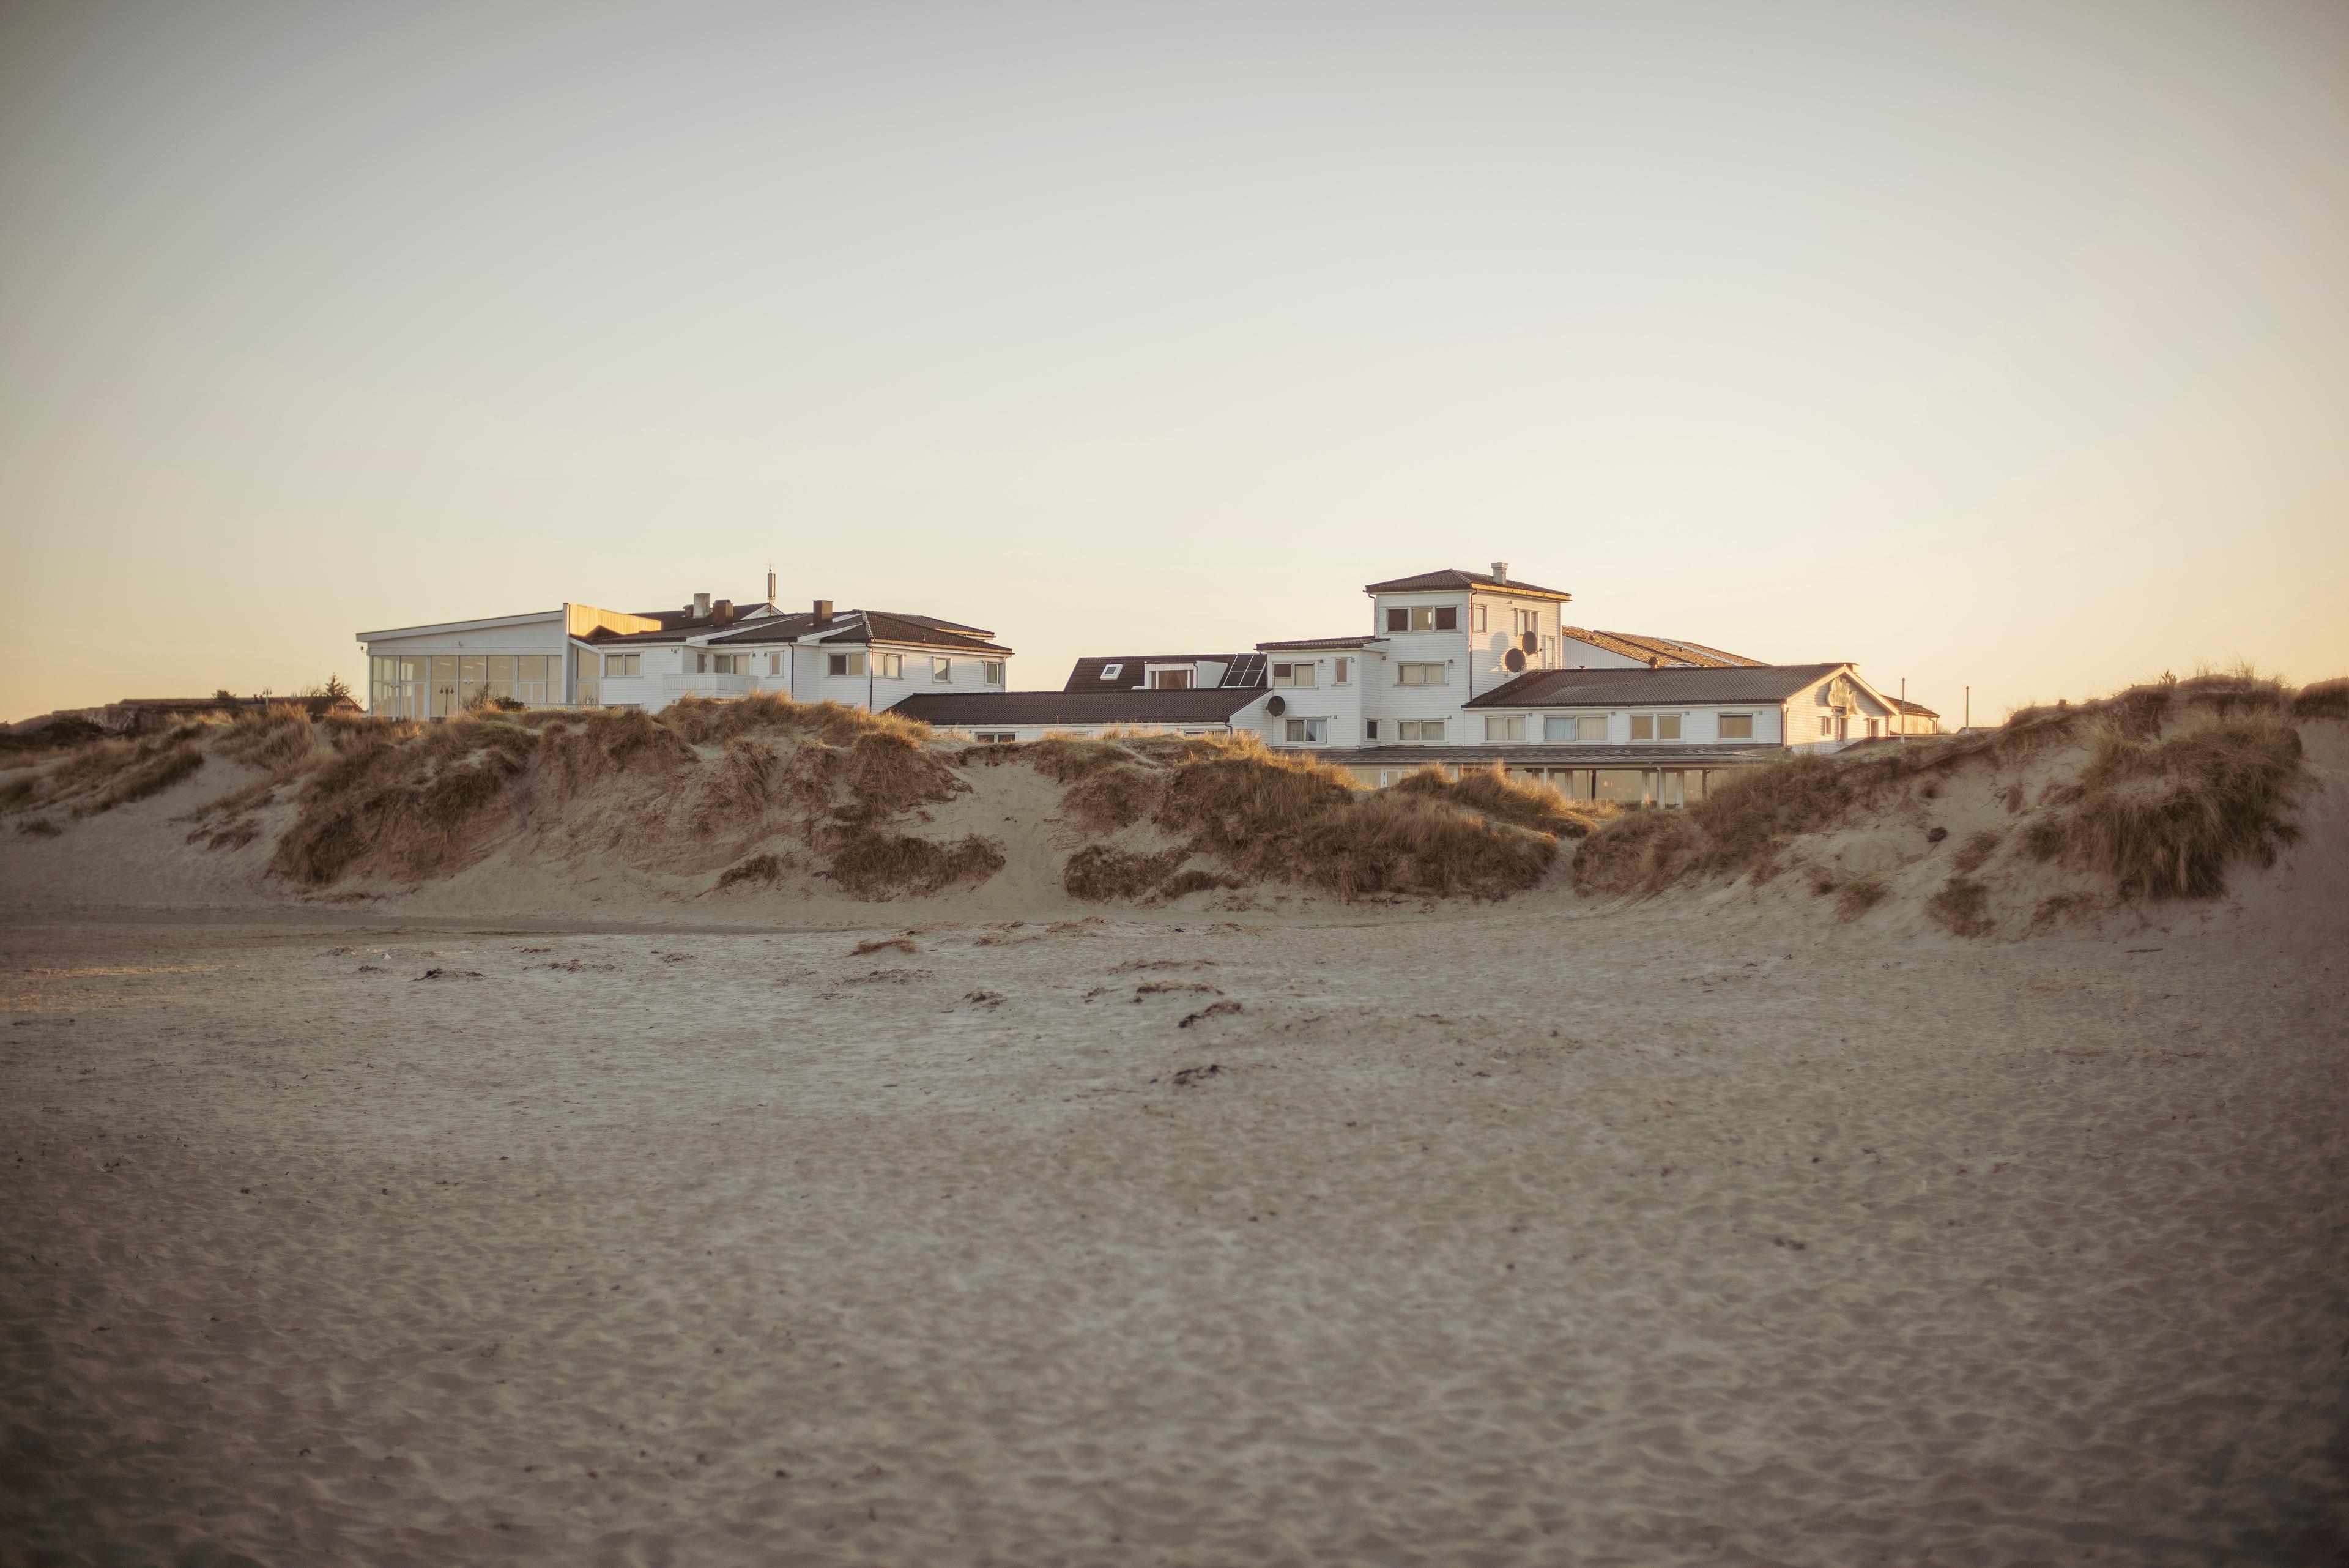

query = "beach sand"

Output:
[[4, 887, 2345, 1566]]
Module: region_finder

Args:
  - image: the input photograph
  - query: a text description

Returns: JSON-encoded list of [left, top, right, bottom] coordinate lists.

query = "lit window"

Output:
[[1271, 663, 1316, 689], [1484, 715, 1526, 741], [1720, 713, 1754, 740], [1397, 663, 1445, 686], [933, 656, 953, 682]]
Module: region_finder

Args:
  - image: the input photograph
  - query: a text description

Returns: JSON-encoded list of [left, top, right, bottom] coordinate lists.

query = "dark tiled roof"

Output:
[[1463, 664, 1848, 709], [1559, 627, 1764, 669], [1893, 698, 1939, 716], [891, 689, 1267, 727], [622, 599, 781, 631], [703, 610, 1010, 655], [1064, 655, 1264, 694], [1325, 743, 1787, 768], [1362, 568, 1572, 601], [1256, 635, 1382, 651]]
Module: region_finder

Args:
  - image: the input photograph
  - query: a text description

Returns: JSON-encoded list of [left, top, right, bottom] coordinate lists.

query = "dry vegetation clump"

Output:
[[1927, 876, 1994, 937], [0, 727, 213, 820], [970, 735, 1137, 783], [271, 716, 541, 884], [714, 852, 786, 890], [1064, 845, 1190, 901], [216, 704, 324, 775], [2293, 678, 2349, 720], [1835, 875, 1888, 921], [15, 817, 61, 838], [1572, 756, 1859, 899], [1391, 763, 1616, 838], [825, 827, 1004, 898], [1059, 764, 1165, 833], [1951, 830, 2003, 875], [2020, 712, 2304, 899], [662, 694, 930, 748]]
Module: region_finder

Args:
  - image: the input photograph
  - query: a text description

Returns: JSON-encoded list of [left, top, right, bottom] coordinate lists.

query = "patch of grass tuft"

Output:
[[1927, 876, 1994, 937], [1835, 875, 1888, 921]]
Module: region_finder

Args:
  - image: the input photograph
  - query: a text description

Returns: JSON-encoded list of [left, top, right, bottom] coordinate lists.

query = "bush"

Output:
[[1064, 845, 1188, 900], [1835, 875, 1888, 921], [1927, 876, 1994, 937], [825, 827, 1004, 897], [1060, 765, 1164, 833]]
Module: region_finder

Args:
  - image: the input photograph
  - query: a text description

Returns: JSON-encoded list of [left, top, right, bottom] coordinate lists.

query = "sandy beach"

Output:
[[4, 881, 2345, 1566]]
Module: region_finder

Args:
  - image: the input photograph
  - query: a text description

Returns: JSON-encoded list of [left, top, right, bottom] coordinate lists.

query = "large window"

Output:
[[604, 653, 640, 678], [1271, 662, 1316, 688], [1150, 667, 1194, 689], [1283, 718, 1327, 743], [1719, 713, 1754, 740], [1397, 719, 1444, 741], [1483, 715, 1526, 741], [1545, 715, 1608, 741], [877, 653, 904, 678], [694, 652, 749, 675], [1384, 606, 1458, 632], [1396, 663, 1445, 686], [1512, 607, 1538, 636], [1629, 713, 1682, 741], [828, 652, 867, 677]]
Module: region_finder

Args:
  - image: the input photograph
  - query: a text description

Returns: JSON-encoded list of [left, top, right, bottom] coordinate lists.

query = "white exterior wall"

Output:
[[1785, 671, 1897, 751], [1256, 652, 1369, 748], [1463, 591, 1570, 690], [1466, 703, 1787, 747], [588, 639, 1009, 713], [1364, 593, 1471, 745], [359, 614, 575, 715]]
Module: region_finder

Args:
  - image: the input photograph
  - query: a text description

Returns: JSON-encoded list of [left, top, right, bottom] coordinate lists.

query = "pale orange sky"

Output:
[[2, 1, 2345, 724]]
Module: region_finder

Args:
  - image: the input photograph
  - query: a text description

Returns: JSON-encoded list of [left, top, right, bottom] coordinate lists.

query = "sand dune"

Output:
[[2, 697, 2345, 1563]]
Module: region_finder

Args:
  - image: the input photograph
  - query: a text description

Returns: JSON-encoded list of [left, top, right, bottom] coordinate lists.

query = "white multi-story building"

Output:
[[357, 587, 1011, 719], [358, 562, 1931, 806]]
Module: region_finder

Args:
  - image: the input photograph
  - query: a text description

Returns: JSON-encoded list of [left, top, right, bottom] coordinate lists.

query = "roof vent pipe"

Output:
[[1491, 562, 1509, 584]]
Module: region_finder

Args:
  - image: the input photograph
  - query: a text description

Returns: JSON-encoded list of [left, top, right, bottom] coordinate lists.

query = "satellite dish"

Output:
[[1266, 694, 1288, 716], [1503, 648, 1527, 672]]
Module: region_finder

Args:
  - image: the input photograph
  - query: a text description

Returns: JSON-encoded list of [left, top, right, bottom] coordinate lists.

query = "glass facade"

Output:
[[370, 653, 562, 717]]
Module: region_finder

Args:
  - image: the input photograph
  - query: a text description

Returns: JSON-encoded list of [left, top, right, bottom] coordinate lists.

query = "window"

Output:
[[1150, 667, 1194, 689], [1100, 663, 1123, 679], [1629, 714, 1682, 741], [828, 652, 866, 677], [603, 653, 641, 678], [697, 652, 749, 674], [1475, 605, 1488, 633], [982, 660, 1004, 685], [1484, 715, 1526, 741], [1540, 637, 1554, 668], [1364, 719, 1378, 741], [1512, 607, 1538, 636], [876, 653, 903, 678], [933, 656, 953, 682], [768, 653, 783, 675], [1543, 715, 1606, 741], [1396, 662, 1445, 686], [1272, 662, 1316, 688], [1283, 718, 1327, 743], [973, 732, 1017, 744], [1396, 719, 1444, 741], [1384, 606, 1458, 632], [1334, 658, 1349, 685], [1819, 716, 1833, 737], [1720, 713, 1754, 740], [1866, 718, 1880, 738]]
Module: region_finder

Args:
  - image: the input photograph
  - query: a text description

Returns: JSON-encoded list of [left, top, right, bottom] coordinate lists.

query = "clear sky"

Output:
[[3, 1, 2345, 725]]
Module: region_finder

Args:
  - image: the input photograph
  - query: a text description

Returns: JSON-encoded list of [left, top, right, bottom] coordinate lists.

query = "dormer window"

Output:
[[1148, 667, 1193, 689], [1100, 663, 1123, 680]]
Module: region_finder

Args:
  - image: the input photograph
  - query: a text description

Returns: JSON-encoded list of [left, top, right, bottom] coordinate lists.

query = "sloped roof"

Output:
[[621, 598, 781, 631], [1334, 742, 1786, 768], [1560, 627, 1765, 669], [706, 610, 1010, 655], [1064, 656, 1264, 693], [892, 688, 1266, 727], [1464, 663, 1849, 709], [1893, 697, 1939, 717], [1256, 635, 1382, 651], [1363, 568, 1572, 601]]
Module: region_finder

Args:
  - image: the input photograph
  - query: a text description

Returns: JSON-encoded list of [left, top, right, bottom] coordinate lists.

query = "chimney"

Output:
[[1491, 561, 1509, 584], [812, 598, 833, 625], [694, 592, 711, 619], [766, 566, 777, 604], [713, 598, 735, 627]]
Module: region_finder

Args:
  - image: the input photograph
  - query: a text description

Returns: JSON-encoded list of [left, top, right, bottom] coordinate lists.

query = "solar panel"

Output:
[[1222, 653, 1267, 688]]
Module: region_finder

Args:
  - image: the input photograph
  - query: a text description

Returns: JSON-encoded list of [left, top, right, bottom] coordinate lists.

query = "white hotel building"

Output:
[[357, 564, 1932, 805]]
